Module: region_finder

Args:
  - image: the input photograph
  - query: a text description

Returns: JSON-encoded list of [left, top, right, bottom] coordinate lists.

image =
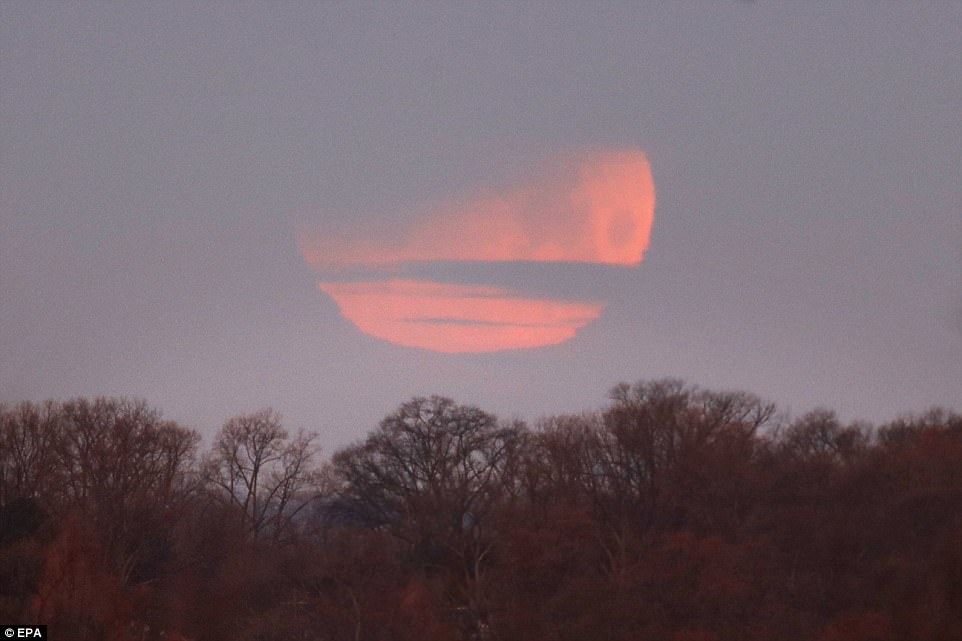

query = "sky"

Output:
[[2, 2, 960, 450]]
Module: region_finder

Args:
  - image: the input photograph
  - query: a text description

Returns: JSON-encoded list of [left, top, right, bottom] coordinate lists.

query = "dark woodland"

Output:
[[1, 380, 960, 640]]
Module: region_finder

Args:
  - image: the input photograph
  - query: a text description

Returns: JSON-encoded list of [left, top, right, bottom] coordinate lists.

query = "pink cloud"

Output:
[[302, 148, 654, 352], [319, 280, 604, 353], [300, 149, 655, 268]]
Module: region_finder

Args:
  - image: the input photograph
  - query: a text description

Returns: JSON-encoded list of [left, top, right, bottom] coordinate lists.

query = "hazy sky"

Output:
[[2, 2, 960, 449]]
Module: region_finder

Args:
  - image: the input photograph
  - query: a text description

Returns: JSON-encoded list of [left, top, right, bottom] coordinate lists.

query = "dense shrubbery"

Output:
[[1, 381, 960, 640]]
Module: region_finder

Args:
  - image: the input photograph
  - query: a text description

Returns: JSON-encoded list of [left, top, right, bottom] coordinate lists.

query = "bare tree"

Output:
[[331, 396, 524, 632], [203, 408, 321, 540], [2, 398, 202, 587], [536, 380, 776, 578], [781, 408, 871, 463], [0, 400, 61, 506]]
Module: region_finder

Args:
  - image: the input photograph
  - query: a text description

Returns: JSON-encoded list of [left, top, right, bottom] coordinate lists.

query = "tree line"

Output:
[[1, 380, 960, 640]]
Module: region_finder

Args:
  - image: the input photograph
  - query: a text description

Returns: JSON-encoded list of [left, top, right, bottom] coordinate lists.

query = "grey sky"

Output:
[[2, 2, 959, 448]]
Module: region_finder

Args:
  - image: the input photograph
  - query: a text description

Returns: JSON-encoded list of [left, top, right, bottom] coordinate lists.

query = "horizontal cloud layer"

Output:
[[301, 149, 655, 268], [319, 280, 603, 353], [303, 149, 654, 352]]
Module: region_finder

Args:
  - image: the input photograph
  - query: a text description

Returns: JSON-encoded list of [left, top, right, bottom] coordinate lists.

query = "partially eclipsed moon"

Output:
[[319, 280, 604, 353], [302, 149, 655, 352]]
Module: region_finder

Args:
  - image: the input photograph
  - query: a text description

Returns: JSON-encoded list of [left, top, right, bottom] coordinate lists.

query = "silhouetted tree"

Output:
[[0, 401, 61, 506], [204, 408, 321, 541], [1, 387, 959, 640], [332, 396, 525, 635]]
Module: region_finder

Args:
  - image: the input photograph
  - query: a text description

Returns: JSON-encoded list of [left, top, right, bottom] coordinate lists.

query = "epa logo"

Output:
[[3, 627, 46, 639]]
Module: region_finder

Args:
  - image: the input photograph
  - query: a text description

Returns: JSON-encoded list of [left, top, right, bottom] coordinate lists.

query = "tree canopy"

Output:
[[1, 383, 959, 640]]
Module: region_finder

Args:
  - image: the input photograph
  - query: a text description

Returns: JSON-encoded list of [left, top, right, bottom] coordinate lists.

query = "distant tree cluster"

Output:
[[1, 381, 960, 640]]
